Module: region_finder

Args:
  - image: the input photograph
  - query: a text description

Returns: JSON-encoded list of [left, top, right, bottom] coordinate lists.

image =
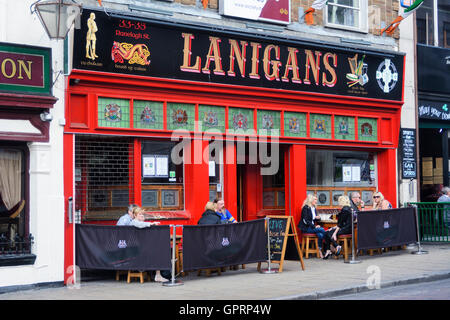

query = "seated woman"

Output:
[[130, 207, 167, 282], [297, 194, 326, 258], [372, 192, 393, 210], [322, 195, 353, 259], [198, 201, 222, 225]]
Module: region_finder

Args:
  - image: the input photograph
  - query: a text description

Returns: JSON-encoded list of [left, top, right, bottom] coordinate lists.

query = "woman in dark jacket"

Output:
[[298, 194, 326, 258], [198, 201, 222, 225], [322, 195, 353, 259]]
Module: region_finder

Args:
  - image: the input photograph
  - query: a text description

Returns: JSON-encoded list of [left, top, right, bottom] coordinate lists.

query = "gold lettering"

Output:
[[18, 60, 32, 80], [322, 52, 337, 87], [202, 36, 225, 75], [282, 47, 301, 83], [180, 33, 201, 73], [263, 44, 281, 81], [1, 58, 16, 79], [304, 50, 322, 85], [228, 39, 247, 78], [249, 42, 261, 79]]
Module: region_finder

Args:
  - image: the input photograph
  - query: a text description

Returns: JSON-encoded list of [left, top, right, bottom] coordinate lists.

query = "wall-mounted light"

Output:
[[40, 111, 53, 122], [31, 0, 82, 40]]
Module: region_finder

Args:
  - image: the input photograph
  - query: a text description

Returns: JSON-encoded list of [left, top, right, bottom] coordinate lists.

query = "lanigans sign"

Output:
[[72, 9, 404, 101], [0, 43, 51, 95]]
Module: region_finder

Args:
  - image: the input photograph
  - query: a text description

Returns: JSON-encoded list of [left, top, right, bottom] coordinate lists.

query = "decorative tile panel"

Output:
[[334, 116, 355, 140], [166, 103, 195, 131], [310, 114, 331, 139], [228, 107, 254, 135], [98, 97, 130, 128], [257, 110, 280, 136], [358, 117, 378, 142], [199, 105, 226, 133], [133, 100, 163, 130], [284, 112, 307, 137]]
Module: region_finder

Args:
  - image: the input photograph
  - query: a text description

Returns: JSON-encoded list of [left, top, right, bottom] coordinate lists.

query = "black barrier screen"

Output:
[[357, 207, 417, 250], [76, 224, 171, 270], [183, 219, 267, 270]]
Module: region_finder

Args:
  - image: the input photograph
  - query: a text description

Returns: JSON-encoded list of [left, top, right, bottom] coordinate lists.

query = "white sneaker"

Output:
[[154, 274, 165, 282]]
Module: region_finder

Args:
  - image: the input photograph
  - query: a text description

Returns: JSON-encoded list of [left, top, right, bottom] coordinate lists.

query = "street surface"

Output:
[[328, 277, 450, 300]]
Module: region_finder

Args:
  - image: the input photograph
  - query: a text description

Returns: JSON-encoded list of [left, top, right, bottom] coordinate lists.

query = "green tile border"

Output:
[[334, 116, 355, 140], [284, 112, 307, 137], [97, 97, 130, 128]]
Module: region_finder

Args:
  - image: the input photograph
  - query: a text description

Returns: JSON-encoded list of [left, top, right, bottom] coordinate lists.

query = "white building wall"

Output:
[[399, 12, 419, 205], [0, 0, 65, 288]]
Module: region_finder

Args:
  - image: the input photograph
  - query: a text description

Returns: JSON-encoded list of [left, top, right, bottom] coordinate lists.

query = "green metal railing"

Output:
[[406, 202, 450, 242]]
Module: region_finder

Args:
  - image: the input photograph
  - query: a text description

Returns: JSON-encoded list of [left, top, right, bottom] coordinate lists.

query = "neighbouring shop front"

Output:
[[64, 9, 405, 283], [417, 44, 450, 201], [0, 43, 58, 280]]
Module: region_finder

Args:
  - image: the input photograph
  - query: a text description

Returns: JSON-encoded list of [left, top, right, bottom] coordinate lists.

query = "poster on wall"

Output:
[[219, 0, 291, 25], [143, 155, 156, 177]]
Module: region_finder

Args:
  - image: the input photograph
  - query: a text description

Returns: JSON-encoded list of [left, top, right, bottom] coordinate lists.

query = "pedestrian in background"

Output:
[[437, 186, 450, 232]]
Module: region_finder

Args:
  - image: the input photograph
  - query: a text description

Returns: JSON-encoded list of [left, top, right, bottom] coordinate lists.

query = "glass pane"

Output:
[[328, 6, 359, 28], [439, 0, 450, 47], [328, 0, 359, 8], [416, 3, 434, 45]]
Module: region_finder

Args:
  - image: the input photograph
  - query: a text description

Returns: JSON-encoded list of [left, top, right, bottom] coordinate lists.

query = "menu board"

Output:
[[400, 128, 417, 179]]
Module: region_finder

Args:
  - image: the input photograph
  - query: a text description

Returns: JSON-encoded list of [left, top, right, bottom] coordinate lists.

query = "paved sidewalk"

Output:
[[1, 243, 450, 300]]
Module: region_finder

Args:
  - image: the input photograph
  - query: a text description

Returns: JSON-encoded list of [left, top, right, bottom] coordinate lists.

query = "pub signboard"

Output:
[[400, 128, 417, 179], [72, 9, 404, 101], [0, 43, 51, 95]]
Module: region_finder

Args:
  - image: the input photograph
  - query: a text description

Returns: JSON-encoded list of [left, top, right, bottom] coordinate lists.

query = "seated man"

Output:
[[116, 204, 138, 226], [214, 198, 236, 224]]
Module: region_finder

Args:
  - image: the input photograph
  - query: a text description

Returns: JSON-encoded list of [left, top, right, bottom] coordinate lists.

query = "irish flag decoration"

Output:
[[381, 0, 423, 35], [202, 0, 209, 9], [304, 0, 328, 25]]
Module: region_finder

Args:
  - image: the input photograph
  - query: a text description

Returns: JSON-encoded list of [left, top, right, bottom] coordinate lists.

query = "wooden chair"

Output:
[[301, 233, 321, 258], [115, 270, 128, 281], [335, 234, 352, 261], [127, 270, 148, 283], [197, 268, 222, 277]]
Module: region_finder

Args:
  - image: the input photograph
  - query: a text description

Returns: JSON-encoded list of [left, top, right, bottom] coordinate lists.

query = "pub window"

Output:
[[0, 143, 34, 265], [262, 145, 285, 209], [307, 149, 376, 207], [325, 0, 368, 33], [75, 136, 135, 221], [141, 140, 184, 211]]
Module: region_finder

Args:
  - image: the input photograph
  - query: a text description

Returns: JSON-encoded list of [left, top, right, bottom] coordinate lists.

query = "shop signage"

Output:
[[0, 43, 51, 95], [219, 0, 291, 25], [418, 99, 450, 121], [400, 128, 417, 179], [72, 9, 404, 101], [417, 44, 450, 95]]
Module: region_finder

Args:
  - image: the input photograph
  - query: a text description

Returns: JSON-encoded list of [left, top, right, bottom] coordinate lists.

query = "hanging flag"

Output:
[[97, 0, 102, 6], [202, 0, 209, 9], [303, 0, 328, 25], [381, 0, 423, 35]]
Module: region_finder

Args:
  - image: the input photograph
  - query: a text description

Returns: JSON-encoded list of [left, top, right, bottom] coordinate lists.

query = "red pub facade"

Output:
[[64, 9, 405, 282]]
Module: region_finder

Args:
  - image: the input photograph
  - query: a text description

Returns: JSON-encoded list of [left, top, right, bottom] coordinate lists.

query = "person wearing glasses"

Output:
[[372, 192, 392, 210]]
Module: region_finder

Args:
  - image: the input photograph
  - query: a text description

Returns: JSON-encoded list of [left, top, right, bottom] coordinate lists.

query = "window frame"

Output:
[[324, 0, 368, 33]]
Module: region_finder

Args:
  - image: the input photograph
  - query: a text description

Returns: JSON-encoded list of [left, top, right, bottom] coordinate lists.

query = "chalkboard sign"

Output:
[[400, 128, 417, 179], [259, 215, 304, 272]]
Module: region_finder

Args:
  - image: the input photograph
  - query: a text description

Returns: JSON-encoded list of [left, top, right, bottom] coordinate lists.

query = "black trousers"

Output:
[[322, 228, 351, 251]]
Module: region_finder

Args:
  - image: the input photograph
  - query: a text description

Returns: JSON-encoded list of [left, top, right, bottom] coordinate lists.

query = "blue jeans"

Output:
[[304, 226, 326, 249]]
